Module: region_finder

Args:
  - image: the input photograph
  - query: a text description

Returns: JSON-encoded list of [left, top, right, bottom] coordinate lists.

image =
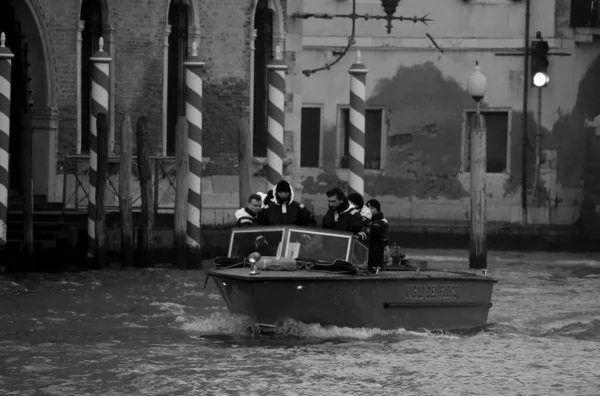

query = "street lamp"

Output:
[[380, 0, 401, 34], [467, 61, 487, 103], [466, 61, 488, 270]]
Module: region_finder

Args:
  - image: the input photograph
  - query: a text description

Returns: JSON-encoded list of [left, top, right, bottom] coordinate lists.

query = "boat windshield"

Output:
[[229, 228, 285, 258], [228, 226, 369, 265], [285, 229, 351, 262]]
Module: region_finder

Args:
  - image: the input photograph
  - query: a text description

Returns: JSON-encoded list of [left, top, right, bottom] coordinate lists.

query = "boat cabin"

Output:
[[228, 226, 369, 266]]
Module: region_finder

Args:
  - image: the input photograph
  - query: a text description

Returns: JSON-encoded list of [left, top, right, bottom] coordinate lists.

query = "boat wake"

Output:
[[480, 317, 600, 342], [539, 318, 600, 341], [181, 312, 462, 345], [180, 310, 600, 347]]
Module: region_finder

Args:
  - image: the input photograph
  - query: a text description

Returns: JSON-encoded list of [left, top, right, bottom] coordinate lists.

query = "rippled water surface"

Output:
[[1, 249, 599, 395]]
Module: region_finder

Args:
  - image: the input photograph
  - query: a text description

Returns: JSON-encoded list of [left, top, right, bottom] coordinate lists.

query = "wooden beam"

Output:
[[119, 115, 133, 267]]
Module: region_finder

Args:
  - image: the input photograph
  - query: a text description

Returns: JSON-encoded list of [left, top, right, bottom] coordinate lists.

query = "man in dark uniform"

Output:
[[322, 187, 369, 242], [256, 180, 316, 256], [258, 180, 316, 227], [366, 199, 389, 271]]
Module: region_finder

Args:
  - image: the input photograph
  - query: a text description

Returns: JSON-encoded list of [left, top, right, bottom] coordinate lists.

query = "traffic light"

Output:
[[531, 39, 549, 87]]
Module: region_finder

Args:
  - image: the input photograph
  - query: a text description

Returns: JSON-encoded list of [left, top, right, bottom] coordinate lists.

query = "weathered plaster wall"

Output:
[[300, 0, 556, 40], [292, 0, 600, 227]]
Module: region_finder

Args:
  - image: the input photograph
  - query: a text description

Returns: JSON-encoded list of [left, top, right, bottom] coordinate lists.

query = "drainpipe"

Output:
[[521, 0, 531, 224]]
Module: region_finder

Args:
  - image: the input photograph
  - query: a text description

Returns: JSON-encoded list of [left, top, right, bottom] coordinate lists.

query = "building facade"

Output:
[[293, 0, 600, 237], [4, 0, 600, 237]]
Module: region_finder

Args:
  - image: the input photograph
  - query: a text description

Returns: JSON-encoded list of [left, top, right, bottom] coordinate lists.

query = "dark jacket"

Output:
[[368, 212, 389, 268], [322, 200, 369, 241], [258, 181, 316, 227], [355, 205, 372, 223], [234, 207, 260, 227]]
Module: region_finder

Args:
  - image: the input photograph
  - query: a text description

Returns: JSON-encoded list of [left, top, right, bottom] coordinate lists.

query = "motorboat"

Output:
[[207, 226, 497, 331]]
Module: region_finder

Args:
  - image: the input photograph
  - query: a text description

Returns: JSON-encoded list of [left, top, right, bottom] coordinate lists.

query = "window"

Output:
[[300, 106, 322, 168], [80, 0, 103, 153], [252, 0, 273, 158], [339, 107, 384, 170], [462, 109, 510, 173], [166, 0, 189, 155], [570, 0, 600, 28]]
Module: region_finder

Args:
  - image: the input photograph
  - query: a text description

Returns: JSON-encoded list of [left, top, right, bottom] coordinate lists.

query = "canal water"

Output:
[[0, 249, 599, 395]]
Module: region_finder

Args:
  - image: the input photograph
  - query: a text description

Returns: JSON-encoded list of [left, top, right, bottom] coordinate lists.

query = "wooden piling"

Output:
[[21, 50, 34, 270], [94, 112, 109, 268], [119, 115, 133, 267], [238, 116, 251, 208], [174, 116, 188, 269], [21, 111, 34, 269], [136, 115, 154, 267], [468, 107, 487, 269]]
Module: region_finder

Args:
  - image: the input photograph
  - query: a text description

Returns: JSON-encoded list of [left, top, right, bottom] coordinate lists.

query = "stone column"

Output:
[[162, 24, 171, 156], [76, 21, 85, 154]]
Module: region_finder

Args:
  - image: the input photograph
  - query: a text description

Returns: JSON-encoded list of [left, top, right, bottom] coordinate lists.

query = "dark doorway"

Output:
[[300, 107, 321, 168], [253, 0, 273, 158], [166, 0, 189, 155], [0, 0, 30, 192]]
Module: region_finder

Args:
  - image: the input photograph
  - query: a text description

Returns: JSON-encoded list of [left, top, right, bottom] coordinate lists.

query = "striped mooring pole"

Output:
[[266, 45, 287, 191], [0, 33, 14, 249], [88, 37, 111, 258], [348, 50, 368, 196], [184, 42, 205, 253]]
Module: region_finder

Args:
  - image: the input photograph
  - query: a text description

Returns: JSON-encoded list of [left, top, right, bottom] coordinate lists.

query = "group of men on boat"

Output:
[[234, 180, 389, 270]]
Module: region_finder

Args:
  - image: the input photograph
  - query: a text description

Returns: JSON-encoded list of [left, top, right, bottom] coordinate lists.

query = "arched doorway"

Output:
[[162, 0, 200, 156], [252, 0, 273, 158], [0, 2, 28, 192], [0, 0, 56, 201], [80, 0, 105, 153], [250, 0, 285, 158]]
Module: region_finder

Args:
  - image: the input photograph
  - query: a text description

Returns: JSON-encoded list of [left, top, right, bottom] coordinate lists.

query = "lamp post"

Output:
[[466, 61, 488, 269]]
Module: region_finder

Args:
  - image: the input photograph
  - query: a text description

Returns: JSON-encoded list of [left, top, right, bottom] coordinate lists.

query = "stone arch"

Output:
[[164, 0, 201, 48], [77, 0, 111, 25], [22, 0, 58, 107], [161, 0, 201, 155], [250, 0, 285, 49], [2, 0, 59, 198], [249, 0, 286, 158]]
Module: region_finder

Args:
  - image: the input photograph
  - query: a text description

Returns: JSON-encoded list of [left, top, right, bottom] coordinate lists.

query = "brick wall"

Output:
[[39, 0, 80, 155], [39, 0, 288, 174]]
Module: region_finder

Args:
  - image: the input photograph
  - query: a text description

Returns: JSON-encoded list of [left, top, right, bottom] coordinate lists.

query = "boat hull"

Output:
[[208, 268, 497, 331]]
